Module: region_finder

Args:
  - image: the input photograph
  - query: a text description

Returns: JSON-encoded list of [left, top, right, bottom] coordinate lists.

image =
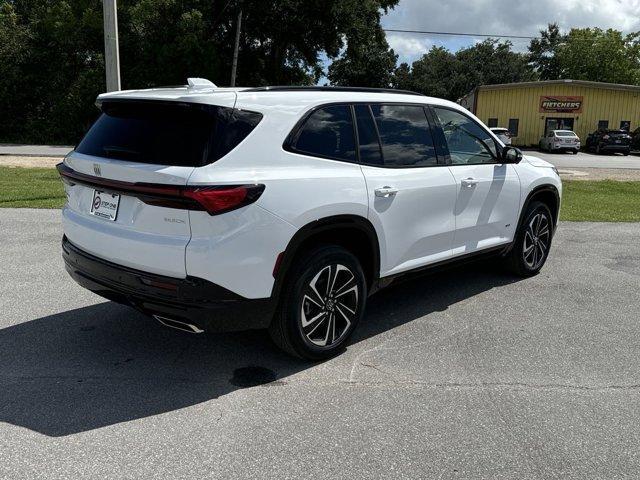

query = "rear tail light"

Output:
[[603, 135, 610, 140], [57, 163, 265, 215], [183, 185, 265, 215]]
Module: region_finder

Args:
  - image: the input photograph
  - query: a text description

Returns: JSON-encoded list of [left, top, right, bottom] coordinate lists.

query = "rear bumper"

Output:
[[599, 144, 630, 152], [62, 236, 275, 332]]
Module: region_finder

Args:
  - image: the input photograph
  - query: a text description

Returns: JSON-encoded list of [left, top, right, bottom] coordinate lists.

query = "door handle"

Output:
[[374, 186, 399, 197], [461, 177, 478, 188]]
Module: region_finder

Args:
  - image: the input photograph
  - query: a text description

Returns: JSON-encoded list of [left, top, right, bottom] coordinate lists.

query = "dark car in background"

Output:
[[586, 129, 632, 155], [631, 127, 640, 151]]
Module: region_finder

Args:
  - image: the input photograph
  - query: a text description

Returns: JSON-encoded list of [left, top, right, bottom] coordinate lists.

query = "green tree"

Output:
[[0, 0, 399, 144], [556, 28, 640, 84], [528, 23, 565, 80], [327, 1, 398, 87], [395, 40, 536, 101]]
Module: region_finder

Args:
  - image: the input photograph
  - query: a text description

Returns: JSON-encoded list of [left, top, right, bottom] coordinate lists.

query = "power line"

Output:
[[383, 28, 536, 39], [382, 28, 637, 43]]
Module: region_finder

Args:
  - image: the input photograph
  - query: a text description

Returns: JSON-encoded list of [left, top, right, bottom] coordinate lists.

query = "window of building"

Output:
[[620, 120, 631, 131], [292, 105, 356, 162], [353, 105, 382, 166], [433, 107, 497, 165], [508, 118, 519, 137], [597, 120, 609, 130], [370, 104, 437, 167], [488, 118, 498, 128]]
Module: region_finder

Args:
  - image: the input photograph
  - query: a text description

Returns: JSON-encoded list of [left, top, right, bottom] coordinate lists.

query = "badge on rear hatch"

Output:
[[90, 190, 120, 221]]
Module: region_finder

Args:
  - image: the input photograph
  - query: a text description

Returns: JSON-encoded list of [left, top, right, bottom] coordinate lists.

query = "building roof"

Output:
[[475, 79, 640, 93]]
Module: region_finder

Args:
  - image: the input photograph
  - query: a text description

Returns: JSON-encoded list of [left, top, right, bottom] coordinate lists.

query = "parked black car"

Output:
[[631, 127, 640, 151], [586, 129, 632, 155]]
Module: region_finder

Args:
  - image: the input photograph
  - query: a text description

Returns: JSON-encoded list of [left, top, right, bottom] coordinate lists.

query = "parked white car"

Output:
[[539, 130, 581, 153], [58, 79, 562, 359], [490, 127, 512, 145]]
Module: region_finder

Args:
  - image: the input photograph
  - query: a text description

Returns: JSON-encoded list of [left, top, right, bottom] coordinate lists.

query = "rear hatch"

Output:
[[61, 94, 235, 278], [606, 130, 631, 145]]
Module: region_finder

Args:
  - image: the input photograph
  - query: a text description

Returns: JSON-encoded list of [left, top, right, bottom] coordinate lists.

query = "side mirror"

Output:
[[502, 146, 523, 164]]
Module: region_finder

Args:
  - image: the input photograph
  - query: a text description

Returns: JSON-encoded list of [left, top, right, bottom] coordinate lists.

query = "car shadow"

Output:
[[0, 260, 519, 437]]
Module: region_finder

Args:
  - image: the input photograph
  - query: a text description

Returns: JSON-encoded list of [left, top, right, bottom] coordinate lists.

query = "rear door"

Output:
[[357, 103, 457, 277], [430, 106, 521, 255], [62, 96, 236, 278]]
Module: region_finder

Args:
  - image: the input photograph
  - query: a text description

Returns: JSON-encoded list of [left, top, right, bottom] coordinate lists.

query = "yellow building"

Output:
[[459, 80, 640, 147]]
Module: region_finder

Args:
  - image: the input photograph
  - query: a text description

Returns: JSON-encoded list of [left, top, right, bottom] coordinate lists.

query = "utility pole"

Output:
[[103, 0, 121, 92], [230, 10, 242, 87]]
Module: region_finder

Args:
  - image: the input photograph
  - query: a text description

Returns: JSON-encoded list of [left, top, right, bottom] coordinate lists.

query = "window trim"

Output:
[[428, 104, 503, 167]]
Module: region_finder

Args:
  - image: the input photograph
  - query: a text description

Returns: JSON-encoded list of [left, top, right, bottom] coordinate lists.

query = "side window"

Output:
[[370, 104, 437, 167], [292, 105, 356, 162], [433, 107, 498, 165], [354, 105, 383, 166]]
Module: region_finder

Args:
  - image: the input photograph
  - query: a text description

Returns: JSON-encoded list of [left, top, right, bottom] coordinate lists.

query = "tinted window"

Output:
[[508, 118, 519, 137], [293, 105, 356, 162], [354, 105, 382, 165], [433, 107, 497, 165], [76, 102, 261, 166], [212, 109, 263, 162], [371, 104, 437, 167]]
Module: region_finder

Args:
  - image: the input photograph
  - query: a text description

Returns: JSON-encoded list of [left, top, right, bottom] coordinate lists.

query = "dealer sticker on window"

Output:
[[90, 190, 120, 221]]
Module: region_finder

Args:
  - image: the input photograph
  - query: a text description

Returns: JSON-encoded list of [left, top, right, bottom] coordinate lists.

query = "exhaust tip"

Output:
[[154, 315, 204, 334]]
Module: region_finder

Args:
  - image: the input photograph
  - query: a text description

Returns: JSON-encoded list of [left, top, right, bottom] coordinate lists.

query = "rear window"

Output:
[[76, 102, 262, 166], [555, 131, 576, 137]]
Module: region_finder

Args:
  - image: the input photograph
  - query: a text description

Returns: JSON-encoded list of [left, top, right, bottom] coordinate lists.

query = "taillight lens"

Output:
[[57, 163, 265, 216], [183, 185, 265, 216], [603, 135, 610, 140]]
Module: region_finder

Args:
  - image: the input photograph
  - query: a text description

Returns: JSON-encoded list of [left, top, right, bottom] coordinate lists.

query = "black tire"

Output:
[[269, 245, 367, 360], [623, 149, 630, 156], [596, 143, 602, 154], [504, 201, 554, 277]]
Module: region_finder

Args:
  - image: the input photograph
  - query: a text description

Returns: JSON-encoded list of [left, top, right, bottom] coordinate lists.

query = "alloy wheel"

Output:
[[523, 212, 551, 270], [300, 264, 359, 347]]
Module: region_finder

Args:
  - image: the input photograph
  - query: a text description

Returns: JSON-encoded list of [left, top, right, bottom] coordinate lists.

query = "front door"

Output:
[[431, 106, 521, 255], [545, 117, 574, 135], [355, 104, 458, 277]]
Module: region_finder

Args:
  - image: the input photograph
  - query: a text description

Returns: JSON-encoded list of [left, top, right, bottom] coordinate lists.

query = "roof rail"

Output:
[[242, 85, 424, 96]]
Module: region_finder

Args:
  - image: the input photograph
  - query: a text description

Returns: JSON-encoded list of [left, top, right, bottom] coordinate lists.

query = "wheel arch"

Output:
[[518, 184, 561, 233], [271, 215, 381, 299]]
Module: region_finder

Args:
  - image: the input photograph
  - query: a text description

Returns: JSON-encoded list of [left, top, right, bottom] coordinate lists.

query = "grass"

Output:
[[0, 166, 638, 222], [561, 180, 640, 222], [0, 166, 65, 208]]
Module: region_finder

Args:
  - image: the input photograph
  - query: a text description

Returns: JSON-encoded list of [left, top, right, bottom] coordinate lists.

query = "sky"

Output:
[[382, 0, 640, 65]]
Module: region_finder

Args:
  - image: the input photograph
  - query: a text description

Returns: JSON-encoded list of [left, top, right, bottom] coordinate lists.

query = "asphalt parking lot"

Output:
[[1, 209, 639, 479], [527, 149, 640, 170]]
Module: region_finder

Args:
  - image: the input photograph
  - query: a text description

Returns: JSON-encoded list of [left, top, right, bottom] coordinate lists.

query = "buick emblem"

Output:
[[93, 164, 102, 176]]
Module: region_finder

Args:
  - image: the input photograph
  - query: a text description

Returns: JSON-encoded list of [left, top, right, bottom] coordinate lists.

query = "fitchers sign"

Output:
[[539, 96, 583, 113]]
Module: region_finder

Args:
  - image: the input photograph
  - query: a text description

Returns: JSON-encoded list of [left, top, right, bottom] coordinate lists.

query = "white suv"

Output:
[[59, 80, 562, 359]]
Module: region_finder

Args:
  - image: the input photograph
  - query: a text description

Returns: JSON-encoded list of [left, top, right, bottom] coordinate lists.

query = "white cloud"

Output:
[[382, 0, 640, 63], [386, 33, 433, 63]]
